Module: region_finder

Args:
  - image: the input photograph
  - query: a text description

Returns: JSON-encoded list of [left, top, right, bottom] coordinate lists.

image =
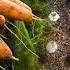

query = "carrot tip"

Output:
[[11, 56, 19, 61]]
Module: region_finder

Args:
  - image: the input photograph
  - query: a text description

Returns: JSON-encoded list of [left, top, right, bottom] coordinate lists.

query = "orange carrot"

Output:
[[10, 0, 32, 12], [0, 37, 19, 61], [0, 0, 33, 21], [0, 15, 5, 25]]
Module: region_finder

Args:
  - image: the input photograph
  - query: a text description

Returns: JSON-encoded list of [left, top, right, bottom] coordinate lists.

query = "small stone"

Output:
[[48, 11, 60, 21], [46, 41, 58, 53]]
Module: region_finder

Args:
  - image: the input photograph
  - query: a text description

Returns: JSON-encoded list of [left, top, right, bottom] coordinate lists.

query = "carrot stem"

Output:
[[6, 20, 26, 40], [0, 66, 6, 70], [4, 24, 39, 58], [0, 34, 7, 39]]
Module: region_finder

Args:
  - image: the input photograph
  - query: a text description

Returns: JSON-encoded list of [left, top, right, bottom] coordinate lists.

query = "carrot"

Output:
[[10, 0, 32, 12], [0, 37, 19, 61], [0, 0, 33, 21], [0, 15, 5, 25]]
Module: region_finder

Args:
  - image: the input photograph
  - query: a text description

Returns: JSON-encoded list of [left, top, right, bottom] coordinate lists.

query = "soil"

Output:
[[43, 0, 70, 70]]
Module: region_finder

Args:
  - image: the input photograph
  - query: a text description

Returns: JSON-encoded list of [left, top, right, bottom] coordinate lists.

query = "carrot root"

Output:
[[0, 0, 33, 21], [0, 37, 19, 61], [0, 15, 5, 25], [10, 0, 32, 12]]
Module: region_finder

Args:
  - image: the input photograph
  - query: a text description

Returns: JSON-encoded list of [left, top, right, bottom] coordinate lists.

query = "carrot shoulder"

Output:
[[0, 0, 33, 21]]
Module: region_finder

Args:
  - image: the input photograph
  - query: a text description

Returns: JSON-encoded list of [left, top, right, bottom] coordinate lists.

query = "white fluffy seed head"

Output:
[[46, 41, 58, 53], [48, 11, 60, 21]]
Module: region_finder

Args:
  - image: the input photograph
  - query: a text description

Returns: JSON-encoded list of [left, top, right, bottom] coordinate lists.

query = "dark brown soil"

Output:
[[43, 0, 70, 70]]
